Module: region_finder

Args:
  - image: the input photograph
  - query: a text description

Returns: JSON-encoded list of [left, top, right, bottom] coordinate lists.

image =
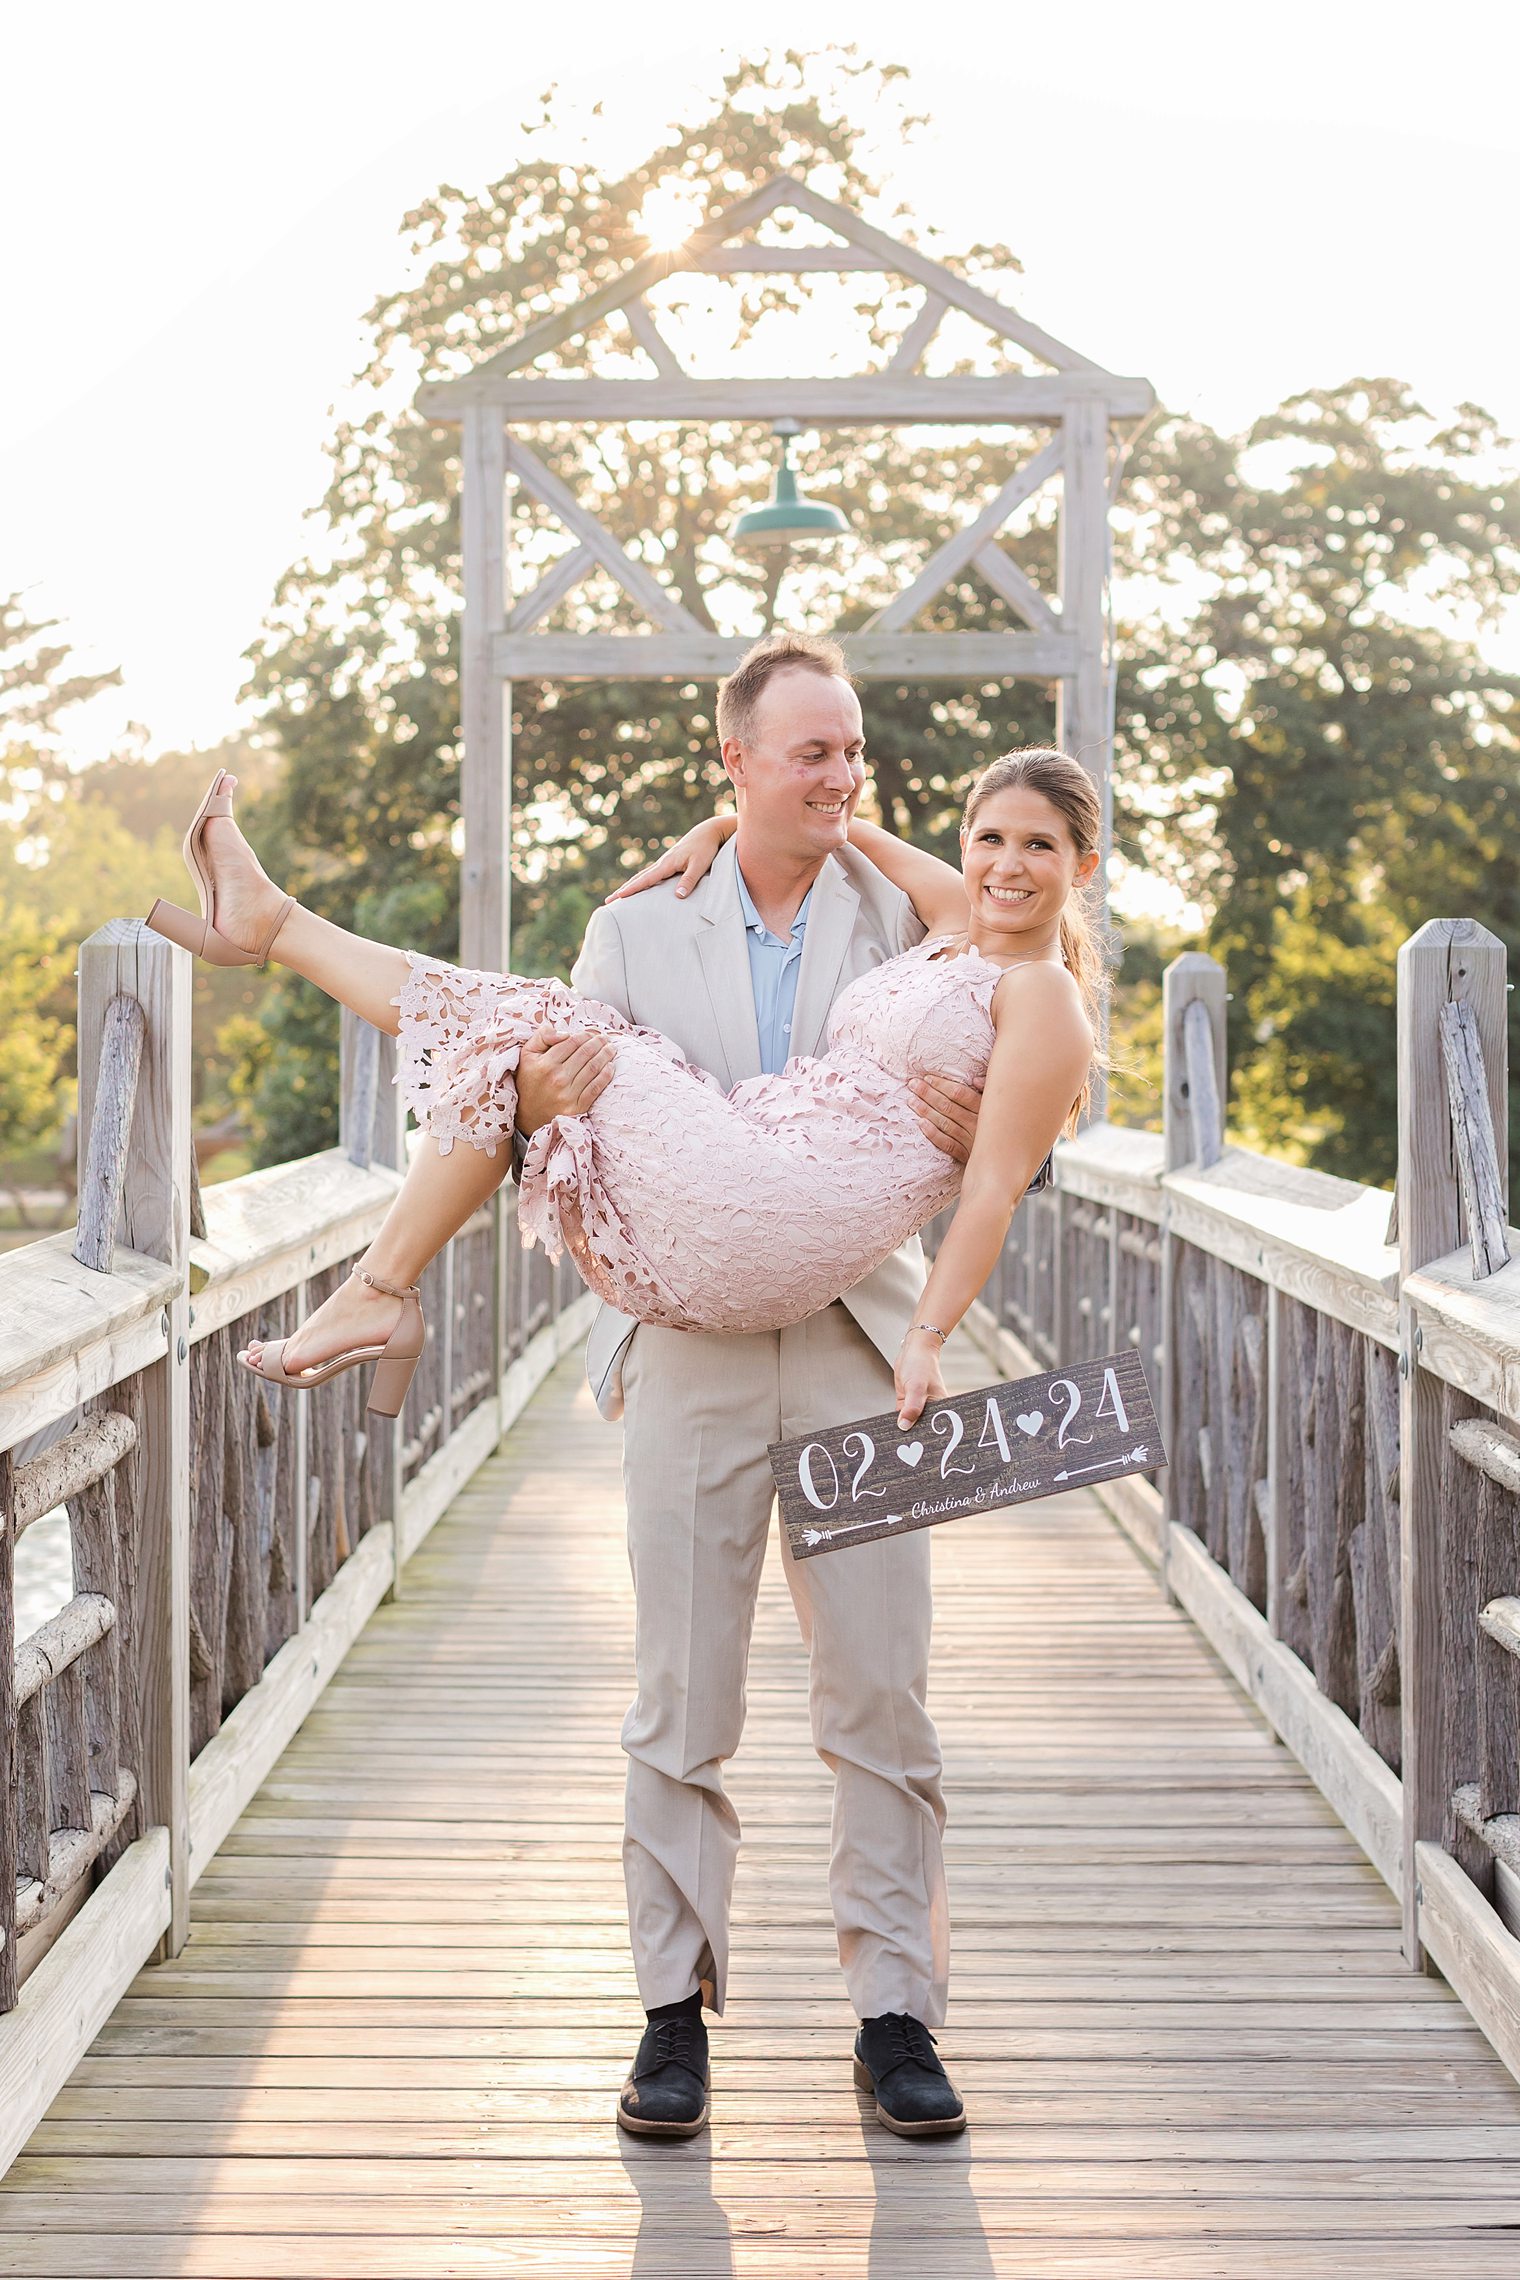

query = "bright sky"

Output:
[[4, 0, 1517, 760]]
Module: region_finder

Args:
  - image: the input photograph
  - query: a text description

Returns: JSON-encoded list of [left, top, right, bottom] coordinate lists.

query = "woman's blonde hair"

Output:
[[962, 748, 1109, 1132]]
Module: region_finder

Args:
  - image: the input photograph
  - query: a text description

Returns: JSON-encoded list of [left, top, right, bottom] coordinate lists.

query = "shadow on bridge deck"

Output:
[[4, 1334, 1520, 2276]]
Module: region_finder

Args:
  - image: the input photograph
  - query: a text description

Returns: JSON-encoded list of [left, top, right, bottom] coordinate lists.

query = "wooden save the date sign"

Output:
[[770, 1350, 1163, 1559]]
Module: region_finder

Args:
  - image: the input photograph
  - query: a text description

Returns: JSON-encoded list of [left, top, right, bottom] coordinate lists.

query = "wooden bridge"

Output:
[[6, 914, 1520, 2273]]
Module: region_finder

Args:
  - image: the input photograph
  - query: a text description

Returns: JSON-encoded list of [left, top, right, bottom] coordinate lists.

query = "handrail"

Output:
[[0, 918, 591, 2176], [7, 902, 1520, 2151], [956, 918, 1520, 2094]]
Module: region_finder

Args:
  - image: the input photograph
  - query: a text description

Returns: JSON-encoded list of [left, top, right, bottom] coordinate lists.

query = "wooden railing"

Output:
[[954, 915, 1520, 2088], [0, 919, 593, 2169], [8, 905, 1520, 2151]]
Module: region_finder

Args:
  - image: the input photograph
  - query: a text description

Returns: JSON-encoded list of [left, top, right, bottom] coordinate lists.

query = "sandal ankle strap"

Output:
[[352, 1265, 421, 1301]]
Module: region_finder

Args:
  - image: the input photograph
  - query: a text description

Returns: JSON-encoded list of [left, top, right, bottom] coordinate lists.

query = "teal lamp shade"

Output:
[[732, 431, 849, 552]]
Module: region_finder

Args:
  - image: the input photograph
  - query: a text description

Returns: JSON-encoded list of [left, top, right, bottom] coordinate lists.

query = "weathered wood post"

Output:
[[341, 1009, 408, 1596], [1057, 392, 1114, 1121], [1397, 918, 1510, 1967], [1159, 953, 1228, 1601], [0, 1449, 14, 2010], [1049, 1186, 1071, 1376], [75, 920, 192, 1955], [457, 405, 519, 1434], [460, 406, 511, 976]]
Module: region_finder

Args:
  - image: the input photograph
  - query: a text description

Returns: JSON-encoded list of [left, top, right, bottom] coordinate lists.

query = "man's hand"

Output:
[[515, 1027, 617, 1137], [908, 1071, 983, 1165]]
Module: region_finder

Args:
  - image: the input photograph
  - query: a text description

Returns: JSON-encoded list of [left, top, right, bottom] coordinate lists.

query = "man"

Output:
[[512, 632, 980, 2138]]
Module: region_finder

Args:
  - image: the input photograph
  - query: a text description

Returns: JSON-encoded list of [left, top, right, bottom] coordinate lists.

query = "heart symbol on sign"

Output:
[[896, 1442, 925, 1467], [1015, 1411, 1044, 1437]]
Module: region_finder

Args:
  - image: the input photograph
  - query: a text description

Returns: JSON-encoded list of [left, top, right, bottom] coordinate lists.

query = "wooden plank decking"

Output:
[[5, 1333, 1520, 2275]]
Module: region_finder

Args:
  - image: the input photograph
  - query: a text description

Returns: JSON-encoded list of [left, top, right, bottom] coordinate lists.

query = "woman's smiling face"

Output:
[[958, 783, 1096, 946]]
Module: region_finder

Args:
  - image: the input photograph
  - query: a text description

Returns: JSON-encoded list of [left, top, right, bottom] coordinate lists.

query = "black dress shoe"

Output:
[[617, 2008, 710, 2137], [853, 2012, 966, 2137]]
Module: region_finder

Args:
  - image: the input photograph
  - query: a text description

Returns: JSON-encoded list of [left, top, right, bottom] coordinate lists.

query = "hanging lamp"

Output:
[[731, 419, 849, 551]]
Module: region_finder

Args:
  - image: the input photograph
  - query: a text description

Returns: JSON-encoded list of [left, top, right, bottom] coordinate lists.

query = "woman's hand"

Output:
[[605, 813, 736, 903], [894, 1328, 948, 1429]]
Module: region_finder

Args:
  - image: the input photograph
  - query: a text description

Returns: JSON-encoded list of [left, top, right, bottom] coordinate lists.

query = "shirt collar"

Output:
[[736, 863, 812, 946]]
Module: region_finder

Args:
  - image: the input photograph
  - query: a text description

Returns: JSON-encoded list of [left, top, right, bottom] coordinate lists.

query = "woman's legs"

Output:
[[240, 1132, 509, 1377], [200, 782, 410, 1032], [269, 904, 410, 1035], [201, 775, 516, 1378]]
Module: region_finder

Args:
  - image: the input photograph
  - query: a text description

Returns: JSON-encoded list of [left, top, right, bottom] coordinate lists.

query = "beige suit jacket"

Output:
[[570, 839, 928, 1419]]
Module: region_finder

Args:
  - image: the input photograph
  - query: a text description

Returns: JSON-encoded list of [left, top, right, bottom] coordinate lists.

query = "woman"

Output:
[[146, 751, 1100, 1426]]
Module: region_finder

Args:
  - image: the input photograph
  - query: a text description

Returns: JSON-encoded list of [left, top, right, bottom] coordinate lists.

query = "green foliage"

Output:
[[1103, 920, 1178, 1134], [0, 594, 121, 751], [0, 684, 286, 1173], [0, 915, 73, 1157], [240, 51, 1060, 1157], [1115, 382, 1520, 1181], [233, 54, 1520, 1190], [0, 599, 122, 1168], [1229, 874, 1406, 1175]]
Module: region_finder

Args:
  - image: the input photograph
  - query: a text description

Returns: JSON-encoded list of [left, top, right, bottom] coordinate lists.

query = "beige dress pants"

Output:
[[619, 1300, 949, 2026]]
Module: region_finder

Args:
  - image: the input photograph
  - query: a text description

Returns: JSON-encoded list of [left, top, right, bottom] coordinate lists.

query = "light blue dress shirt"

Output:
[[736, 866, 813, 1075]]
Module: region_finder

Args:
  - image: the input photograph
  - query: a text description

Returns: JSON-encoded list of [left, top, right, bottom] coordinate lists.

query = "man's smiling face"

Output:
[[722, 666, 866, 864]]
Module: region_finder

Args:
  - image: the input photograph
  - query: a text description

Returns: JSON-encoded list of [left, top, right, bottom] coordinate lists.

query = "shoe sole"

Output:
[[853, 2054, 966, 2137], [615, 2104, 710, 2138]]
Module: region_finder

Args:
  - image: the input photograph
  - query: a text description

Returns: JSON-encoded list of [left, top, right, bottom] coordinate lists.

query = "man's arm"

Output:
[[510, 907, 626, 1170]]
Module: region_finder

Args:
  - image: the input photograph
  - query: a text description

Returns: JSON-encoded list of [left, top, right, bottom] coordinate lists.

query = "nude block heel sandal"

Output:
[[145, 767, 295, 968], [238, 1267, 426, 1418]]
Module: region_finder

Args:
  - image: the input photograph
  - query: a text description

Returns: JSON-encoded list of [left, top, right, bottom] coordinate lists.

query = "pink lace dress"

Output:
[[392, 939, 1007, 1335]]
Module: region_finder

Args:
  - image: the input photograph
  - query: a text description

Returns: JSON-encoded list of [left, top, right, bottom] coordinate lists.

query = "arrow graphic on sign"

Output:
[[1054, 1446, 1149, 1483], [803, 1515, 905, 1547]]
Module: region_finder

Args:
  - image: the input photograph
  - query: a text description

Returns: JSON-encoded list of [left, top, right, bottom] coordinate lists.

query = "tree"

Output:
[[0, 915, 73, 1178], [0, 599, 122, 1173], [0, 691, 284, 1177], [1113, 384, 1520, 1180], [239, 50, 1064, 1161], [240, 56, 1520, 1190], [0, 594, 121, 758]]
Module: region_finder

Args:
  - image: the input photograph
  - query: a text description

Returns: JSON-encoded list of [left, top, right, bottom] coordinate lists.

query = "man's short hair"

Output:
[[715, 631, 853, 749]]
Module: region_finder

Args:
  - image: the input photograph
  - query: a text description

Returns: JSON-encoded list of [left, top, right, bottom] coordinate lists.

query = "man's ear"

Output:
[[720, 737, 746, 791]]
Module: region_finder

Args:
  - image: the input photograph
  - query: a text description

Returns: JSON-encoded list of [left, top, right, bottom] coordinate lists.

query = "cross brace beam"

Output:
[[492, 632, 1075, 680]]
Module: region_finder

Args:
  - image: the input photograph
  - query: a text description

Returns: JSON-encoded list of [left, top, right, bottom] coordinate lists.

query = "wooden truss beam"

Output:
[[973, 543, 1063, 635], [760, 180, 1103, 376], [424, 171, 1127, 400], [467, 175, 796, 381], [492, 632, 1075, 681], [504, 544, 595, 635], [866, 437, 1064, 634], [419, 374, 1154, 422], [689, 245, 893, 273], [888, 292, 948, 375], [505, 440, 702, 634], [620, 297, 684, 377]]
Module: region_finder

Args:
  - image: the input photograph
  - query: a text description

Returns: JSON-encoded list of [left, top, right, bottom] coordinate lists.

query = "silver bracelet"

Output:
[[907, 1321, 950, 1344]]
